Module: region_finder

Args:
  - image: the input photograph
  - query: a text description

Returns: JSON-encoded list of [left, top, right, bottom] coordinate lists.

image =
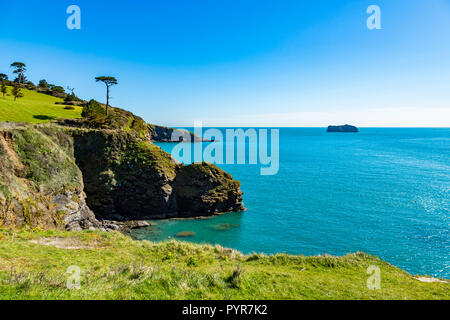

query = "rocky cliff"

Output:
[[0, 126, 101, 231], [0, 123, 244, 230]]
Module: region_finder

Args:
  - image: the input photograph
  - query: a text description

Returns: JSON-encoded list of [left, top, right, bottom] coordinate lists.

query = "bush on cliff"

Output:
[[81, 99, 104, 119], [12, 129, 80, 191], [81, 99, 148, 137], [64, 92, 83, 102]]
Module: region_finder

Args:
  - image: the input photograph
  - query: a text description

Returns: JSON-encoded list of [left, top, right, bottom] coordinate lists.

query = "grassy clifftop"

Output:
[[0, 228, 448, 300], [0, 86, 82, 123]]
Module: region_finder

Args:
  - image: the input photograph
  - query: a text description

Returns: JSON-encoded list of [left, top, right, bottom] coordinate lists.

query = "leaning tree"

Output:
[[95, 76, 118, 115]]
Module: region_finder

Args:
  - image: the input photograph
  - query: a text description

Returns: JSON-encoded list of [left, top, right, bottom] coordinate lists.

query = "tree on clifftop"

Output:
[[10, 62, 27, 84], [95, 76, 118, 115], [11, 83, 24, 101]]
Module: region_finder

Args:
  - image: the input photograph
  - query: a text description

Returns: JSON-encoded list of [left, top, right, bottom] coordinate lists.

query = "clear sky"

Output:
[[1, 0, 449, 127]]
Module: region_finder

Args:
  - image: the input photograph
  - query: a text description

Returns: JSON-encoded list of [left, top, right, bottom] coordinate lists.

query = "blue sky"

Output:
[[1, 0, 449, 126]]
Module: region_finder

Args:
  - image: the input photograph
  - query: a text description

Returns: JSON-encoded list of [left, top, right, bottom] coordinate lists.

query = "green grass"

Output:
[[0, 228, 448, 300], [0, 87, 82, 123]]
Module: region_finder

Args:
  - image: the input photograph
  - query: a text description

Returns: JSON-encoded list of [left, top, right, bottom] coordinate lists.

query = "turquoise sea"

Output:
[[131, 128, 450, 278]]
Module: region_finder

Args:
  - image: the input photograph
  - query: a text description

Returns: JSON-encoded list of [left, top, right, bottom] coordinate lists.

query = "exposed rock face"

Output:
[[0, 127, 101, 230], [72, 130, 243, 220], [173, 163, 245, 216], [0, 123, 245, 230], [57, 190, 102, 231], [327, 124, 358, 132], [72, 130, 179, 219]]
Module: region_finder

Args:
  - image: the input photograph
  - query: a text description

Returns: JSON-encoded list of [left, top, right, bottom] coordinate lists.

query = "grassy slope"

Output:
[[0, 86, 82, 123], [0, 229, 448, 300]]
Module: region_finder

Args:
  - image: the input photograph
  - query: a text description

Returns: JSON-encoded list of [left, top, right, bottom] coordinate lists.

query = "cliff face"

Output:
[[0, 124, 244, 230], [0, 127, 100, 230], [72, 129, 244, 220], [72, 130, 179, 219]]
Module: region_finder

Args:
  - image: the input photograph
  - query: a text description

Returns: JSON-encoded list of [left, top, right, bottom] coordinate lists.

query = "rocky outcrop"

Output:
[[327, 124, 358, 132], [173, 163, 245, 216], [148, 124, 207, 142], [55, 190, 102, 231], [72, 130, 243, 220], [0, 123, 245, 230]]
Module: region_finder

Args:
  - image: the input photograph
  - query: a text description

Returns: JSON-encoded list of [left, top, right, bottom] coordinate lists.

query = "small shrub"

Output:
[[64, 106, 75, 110], [187, 257, 198, 267], [82, 99, 105, 119], [64, 93, 82, 102], [225, 266, 242, 288]]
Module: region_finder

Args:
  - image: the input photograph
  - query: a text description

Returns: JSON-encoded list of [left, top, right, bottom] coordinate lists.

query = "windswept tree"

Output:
[[1, 81, 7, 97], [11, 83, 24, 101], [10, 62, 26, 84], [95, 76, 117, 115]]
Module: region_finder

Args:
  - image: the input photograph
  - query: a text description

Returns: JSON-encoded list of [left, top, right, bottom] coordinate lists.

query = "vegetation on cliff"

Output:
[[0, 228, 447, 300], [79, 99, 148, 138]]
